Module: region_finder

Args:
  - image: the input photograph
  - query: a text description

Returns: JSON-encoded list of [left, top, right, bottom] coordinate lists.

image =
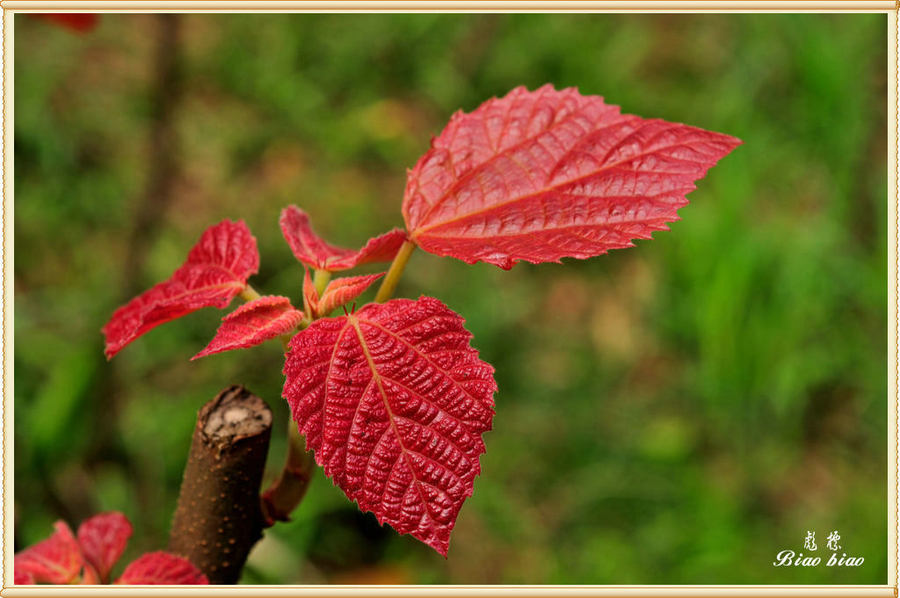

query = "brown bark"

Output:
[[168, 385, 272, 584]]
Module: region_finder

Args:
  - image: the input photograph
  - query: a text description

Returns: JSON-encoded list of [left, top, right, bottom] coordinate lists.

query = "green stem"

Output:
[[313, 269, 331, 296], [240, 284, 261, 302], [374, 240, 416, 303]]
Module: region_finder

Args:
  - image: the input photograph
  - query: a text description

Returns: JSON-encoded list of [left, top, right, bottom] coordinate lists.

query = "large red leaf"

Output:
[[103, 220, 259, 359], [403, 85, 742, 269], [283, 296, 497, 555], [14, 521, 84, 584], [115, 552, 208, 585], [192, 295, 304, 359], [76, 512, 132, 583], [280, 205, 407, 271]]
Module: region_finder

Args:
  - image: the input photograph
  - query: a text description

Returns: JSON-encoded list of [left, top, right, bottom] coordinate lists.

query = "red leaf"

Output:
[[79, 564, 101, 585], [303, 267, 319, 318], [115, 552, 209, 585], [14, 521, 84, 584], [14, 570, 36, 585], [315, 272, 385, 317], [192, 295, 304, 359], [283, 296, 497, 555], [103, 220, 259, 359], [403, 85, 742, 269], [76, 512, 132, 583], [280, 205, 407, 271], [32, 14, 99, 32]]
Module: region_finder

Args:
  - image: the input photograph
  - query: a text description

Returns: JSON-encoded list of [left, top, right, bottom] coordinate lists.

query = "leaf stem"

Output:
[[374, 240, 416, 303], [261, 419, 315, 525], [313, 269, 331, 296], [240, 284, 262, 302]]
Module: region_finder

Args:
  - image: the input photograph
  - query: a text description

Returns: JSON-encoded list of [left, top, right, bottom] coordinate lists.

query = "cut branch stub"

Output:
[[168, 385, 272, 584]]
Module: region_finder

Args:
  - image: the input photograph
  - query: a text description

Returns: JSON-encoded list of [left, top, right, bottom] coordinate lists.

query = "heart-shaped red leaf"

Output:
[[283, 296, 496, 556], [403, 85, 742, 269], [192, 295, 304, 359], [76, 512, 132, 583], [103, 220, 259, 359], [115, 552, 208, 585], [14, 521, 84, 584], [280, 205, 407, 271]]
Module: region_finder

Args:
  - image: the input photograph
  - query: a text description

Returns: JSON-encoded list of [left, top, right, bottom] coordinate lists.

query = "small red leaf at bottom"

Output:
[[14, 521, 84, 584], [14, 570, 36, 585], [283, 296, 497, 555], [115, 552, 208, 585], [192, 296, 303, 359], [76, 512, 132, 583]]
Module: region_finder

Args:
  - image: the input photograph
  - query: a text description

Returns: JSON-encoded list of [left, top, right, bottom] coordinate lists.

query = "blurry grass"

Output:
[[14, 13, 887, 584]]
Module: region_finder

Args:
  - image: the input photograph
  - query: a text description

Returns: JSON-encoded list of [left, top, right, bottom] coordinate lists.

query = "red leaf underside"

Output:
[[14, 522, 84, 584], [303, 267, 319, 318], [403, 84, 742, 269], [193, 295, 304, 359], [77, 512, 132, 583], [315, 272, 385, 317], [280, 205, 407, 271], [115, 552, 208, 585], [283, 297, 497, 555], [102, 220, 259, 358]]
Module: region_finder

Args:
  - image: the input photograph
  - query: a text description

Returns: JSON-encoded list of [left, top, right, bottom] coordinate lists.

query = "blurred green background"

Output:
[[14, 13, 888, 584]]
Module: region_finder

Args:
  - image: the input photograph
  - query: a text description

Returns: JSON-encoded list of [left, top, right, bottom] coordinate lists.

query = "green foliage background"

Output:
[[14, 13, 888, 584]]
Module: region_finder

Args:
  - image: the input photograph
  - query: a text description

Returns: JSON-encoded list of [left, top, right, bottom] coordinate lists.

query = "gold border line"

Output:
[[0, 586, 898, 597], [0, 4, 896, 598], [889, 5, 899, 592], [0, 1, 896, 11], [892, 4, 899, 592], [3, 3, 11, 596]]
